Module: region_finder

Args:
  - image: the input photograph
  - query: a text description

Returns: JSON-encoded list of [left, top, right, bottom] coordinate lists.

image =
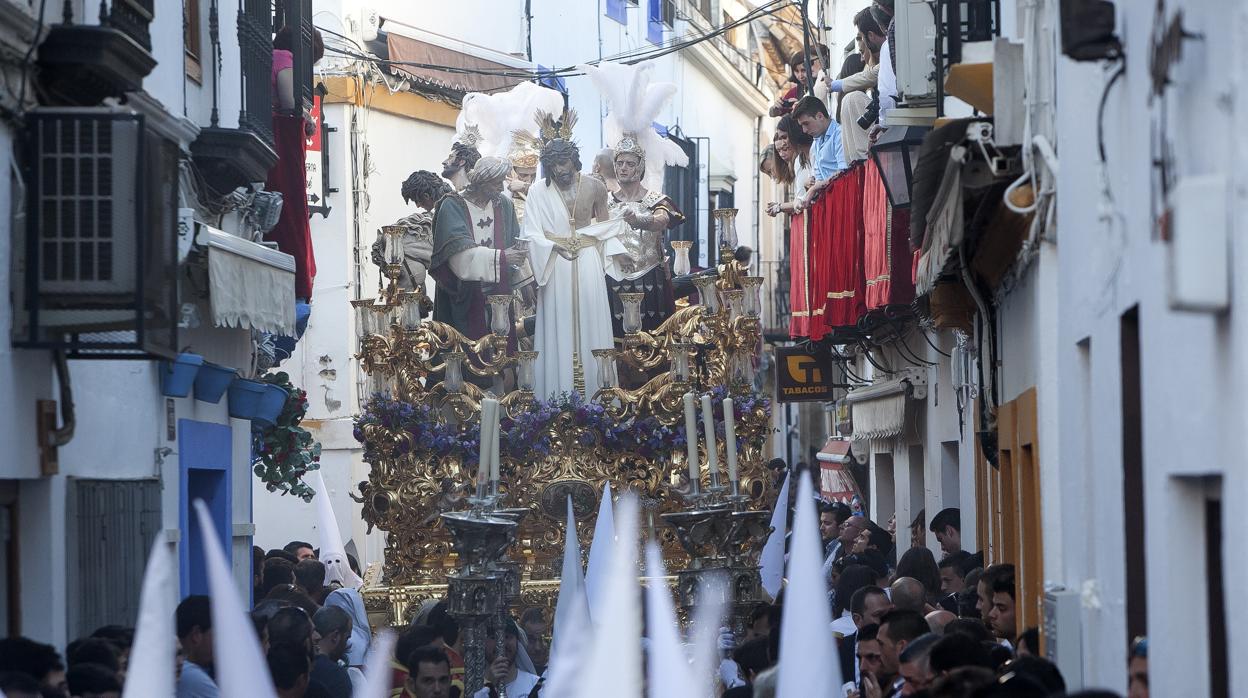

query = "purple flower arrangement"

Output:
[[354, 388, 772, 466]]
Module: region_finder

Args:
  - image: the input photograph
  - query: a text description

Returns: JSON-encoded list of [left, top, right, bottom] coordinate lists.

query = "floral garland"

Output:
[[252, 372, 321, 501], [354, 387, 772, 467]]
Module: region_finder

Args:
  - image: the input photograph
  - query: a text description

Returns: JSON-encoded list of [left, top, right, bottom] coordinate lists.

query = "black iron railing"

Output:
[[106, 0, 155, 51], [759, 260, 791, 338], [237, 0, 274, 146], [285, 0, 314, 116]]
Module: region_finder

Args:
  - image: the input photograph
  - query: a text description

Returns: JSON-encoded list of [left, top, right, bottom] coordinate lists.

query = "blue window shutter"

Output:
[[606, 0, 627, 24], [647, 0, 664, 44]]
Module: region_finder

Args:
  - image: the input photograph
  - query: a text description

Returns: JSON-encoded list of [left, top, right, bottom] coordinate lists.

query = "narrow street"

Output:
[[0, 1, 1238, 697]]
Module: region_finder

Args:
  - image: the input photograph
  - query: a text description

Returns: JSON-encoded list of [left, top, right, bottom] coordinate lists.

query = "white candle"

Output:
[[723, 397, 738, 483], [479, 398, 497, 486], [682, 392, 700, 491], [700, 393, 720, 487], [491, 402, 502, 486]]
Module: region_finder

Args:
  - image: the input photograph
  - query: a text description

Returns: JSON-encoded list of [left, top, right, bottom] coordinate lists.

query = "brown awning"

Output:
[[386, 33, 523, 94]]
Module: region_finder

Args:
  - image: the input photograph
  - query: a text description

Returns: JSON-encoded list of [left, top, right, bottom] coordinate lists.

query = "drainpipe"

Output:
[[48, 350, 75, 447], [752, 114, 761, 272]]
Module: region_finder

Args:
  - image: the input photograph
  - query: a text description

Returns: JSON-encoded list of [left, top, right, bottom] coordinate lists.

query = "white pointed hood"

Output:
[[312, 470, 363, 589], [760, 472, 792, 599], [775, 476, 843, 697], [644, 541, 697, 698], [543, 496, 592, 698], [584, 481, 615, 622], [358, 628, 397, 698], [121, 536, 176, 698], [192, 499, 278, 698], [574, 494, 642, 697]]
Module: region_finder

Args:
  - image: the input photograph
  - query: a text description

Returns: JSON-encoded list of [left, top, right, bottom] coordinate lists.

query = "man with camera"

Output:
[[825, 9, 887, 163]]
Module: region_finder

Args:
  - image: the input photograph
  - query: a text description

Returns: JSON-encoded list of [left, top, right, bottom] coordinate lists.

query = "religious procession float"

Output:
[[348, 63, 777, 694]]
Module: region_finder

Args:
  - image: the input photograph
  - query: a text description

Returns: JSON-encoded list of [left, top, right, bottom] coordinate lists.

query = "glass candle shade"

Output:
[[400, 291, 423, 330], [516, 351, 539, 392], [442, 351, 466, 394], [488, 295, 512, 337], [367, 370, 393, 399], [619, 292, 645, 334], [713, 208, 740, 249], [669, 343, 693, 382], [692, 276, 720, 315], [671, 240, 693, 276], [741, 276, 763, 318], [592, 349, 619, 389], [723, 289, 745, 321], [351, 298, 376, 339], [381, 225, 406, 265]]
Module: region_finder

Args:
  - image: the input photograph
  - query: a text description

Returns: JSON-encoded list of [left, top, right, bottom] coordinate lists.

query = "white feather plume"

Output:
[[580, 61, 687, 191], [456, 82, 565, 160]]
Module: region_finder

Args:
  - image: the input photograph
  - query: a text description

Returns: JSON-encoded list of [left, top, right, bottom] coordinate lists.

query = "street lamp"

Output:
[[869, 126, 928, 208]]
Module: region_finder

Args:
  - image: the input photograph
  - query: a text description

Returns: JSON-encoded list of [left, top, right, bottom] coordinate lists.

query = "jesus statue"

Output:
[[519, 111, 630, 399]]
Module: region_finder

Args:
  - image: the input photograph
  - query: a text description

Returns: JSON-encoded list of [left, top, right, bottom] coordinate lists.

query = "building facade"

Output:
[[0, 0, 313, 645]]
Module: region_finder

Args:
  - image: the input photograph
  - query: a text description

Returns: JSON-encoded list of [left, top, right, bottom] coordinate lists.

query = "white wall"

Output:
[[1052, 0, 1245, 692]]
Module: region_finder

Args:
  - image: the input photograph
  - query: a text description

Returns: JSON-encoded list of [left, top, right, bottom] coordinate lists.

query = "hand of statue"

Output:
[[622, 208, 642, 227], [487, 655, 511, 685], [765, 202, 780, 217], [557, 247, 578, 261]]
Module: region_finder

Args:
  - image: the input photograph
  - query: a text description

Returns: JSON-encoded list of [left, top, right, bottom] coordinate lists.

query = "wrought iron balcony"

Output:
[[758, 260, 791, 342], [36, 0, 156, 105]]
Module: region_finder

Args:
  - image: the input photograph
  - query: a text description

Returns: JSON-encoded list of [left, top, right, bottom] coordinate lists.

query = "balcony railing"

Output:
[[759, 260, 791, 340], [237, 0, 274, 145], [106, 0, 154, 51]]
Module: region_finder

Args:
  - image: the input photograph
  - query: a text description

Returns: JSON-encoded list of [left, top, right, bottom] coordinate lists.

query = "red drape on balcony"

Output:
[[861, 161, 916, 310], [818, 162, 866, 331], [265, 113, 316, 300], [788, 210, 813, 338]]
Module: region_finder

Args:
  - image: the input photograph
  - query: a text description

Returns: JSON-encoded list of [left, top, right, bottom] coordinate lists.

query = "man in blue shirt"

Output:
[[176, 596, 218, 698], [792, 95, 847, 201]]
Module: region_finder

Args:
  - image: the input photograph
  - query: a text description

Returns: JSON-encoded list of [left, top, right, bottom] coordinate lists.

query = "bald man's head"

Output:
[[925, 610, 956, 634], [891, 576, 927, 612]]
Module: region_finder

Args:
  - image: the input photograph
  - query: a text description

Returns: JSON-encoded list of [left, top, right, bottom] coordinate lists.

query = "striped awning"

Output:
[[844, 369, 927, 442]]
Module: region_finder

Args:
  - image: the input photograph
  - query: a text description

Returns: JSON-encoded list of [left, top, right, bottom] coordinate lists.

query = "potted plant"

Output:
[[252, 372, 320, 501], [160, 352, 204, 398], [194, 362, 238, 403], [227, 377, 268, 420]]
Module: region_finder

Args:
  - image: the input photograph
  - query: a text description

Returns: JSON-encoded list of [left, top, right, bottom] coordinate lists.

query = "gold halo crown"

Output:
[[508, 135, 541, 169], [614, 132, 645, 160], [513, 108, 578, 153], [454, 124, 482, 149]]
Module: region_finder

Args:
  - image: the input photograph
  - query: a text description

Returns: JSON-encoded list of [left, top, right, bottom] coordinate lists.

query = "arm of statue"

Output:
[[588, 177, 610, 223], [447, 247, 502, 283]]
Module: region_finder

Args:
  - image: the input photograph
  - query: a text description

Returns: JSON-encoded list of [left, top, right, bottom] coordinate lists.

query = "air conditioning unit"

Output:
[[358, 7, 380, 42], [1043, 588, 1084, 689], [894, 0, 938, 106], [15, 107, 179, 358], [29, 108, 141, 297]]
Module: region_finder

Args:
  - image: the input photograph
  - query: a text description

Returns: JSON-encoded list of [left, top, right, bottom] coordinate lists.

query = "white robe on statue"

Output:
[[521, 178, 629, 399]]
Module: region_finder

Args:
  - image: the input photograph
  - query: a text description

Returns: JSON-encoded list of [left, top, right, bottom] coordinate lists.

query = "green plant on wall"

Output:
[[252, 372, 321, 501]]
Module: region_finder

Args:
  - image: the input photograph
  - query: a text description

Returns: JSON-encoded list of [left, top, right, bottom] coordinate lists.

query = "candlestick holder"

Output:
[[442, 508, 520, 696]]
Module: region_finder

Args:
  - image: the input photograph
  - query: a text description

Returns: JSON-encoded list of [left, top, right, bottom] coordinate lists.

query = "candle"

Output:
[[479, 399, 497, 488], [491, 402, 502, 487], [682, 392, 700, 492], [723, 397, 738, 483], [700, 393, 720, 487]]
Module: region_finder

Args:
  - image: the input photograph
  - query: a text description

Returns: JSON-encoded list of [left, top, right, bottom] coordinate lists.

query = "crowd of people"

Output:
[[715, 461, 1149, 698], [0, 469, 1150, 698]]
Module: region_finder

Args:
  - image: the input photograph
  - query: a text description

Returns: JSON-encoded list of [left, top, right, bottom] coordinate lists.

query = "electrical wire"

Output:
[[1096, 61, 1126, 165], [315, 0, 788, 83], [920, 329, 952, 358]]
